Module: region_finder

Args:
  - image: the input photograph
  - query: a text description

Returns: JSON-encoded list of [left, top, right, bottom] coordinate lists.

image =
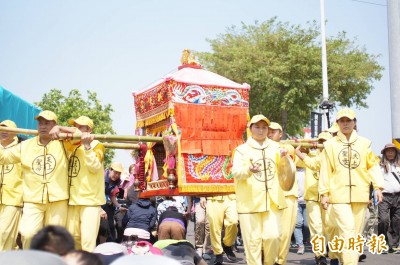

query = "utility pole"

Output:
[[318, 0, 334, 132], [320, 0, 328, 104], [388, 0, 400, 148]]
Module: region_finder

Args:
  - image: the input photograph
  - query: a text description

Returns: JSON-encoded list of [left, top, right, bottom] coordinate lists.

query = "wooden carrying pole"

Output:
[[287, 142, 324, 149], [102, 143, 140, 149], [0, 126, 160, 148], [283, 139, 319, 143], [0, 127, 38, 136]]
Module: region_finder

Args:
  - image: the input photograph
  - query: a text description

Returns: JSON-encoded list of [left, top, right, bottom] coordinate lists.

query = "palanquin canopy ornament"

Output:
[[132, 50, 250, 196]]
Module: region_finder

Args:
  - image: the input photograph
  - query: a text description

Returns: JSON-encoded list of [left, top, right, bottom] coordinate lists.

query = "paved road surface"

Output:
[[186, 221, 398, 265]]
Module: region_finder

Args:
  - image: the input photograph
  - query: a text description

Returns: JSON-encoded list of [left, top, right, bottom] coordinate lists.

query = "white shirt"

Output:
[[381, 163, 400, 193]]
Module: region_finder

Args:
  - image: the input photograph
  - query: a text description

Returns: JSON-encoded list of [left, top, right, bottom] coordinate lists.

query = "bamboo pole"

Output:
[[283, 139, 319, 143], [102, 143, 140, 149], [289, 142, 324, 149], [85, 134, 162, 143], [0, 127, 38, 136], [0, 126, 162, 144]]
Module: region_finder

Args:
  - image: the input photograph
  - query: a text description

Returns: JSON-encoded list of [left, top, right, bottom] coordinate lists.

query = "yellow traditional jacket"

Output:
[[0, 138, 23, 207], [0, 137, 69, 203], [280, 142, 298, 198], [302, 150, 321, 202], [319, 131, 383, 203], [65, 140, 106, 206], [232, 137, 287, 214]]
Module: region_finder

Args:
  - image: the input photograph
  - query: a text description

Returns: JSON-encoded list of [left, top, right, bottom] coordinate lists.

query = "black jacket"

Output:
[[126, 198, 157, 231]]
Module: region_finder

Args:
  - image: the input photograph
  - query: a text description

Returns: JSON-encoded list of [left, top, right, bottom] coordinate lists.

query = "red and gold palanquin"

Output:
[[133, 65, 250, 196]]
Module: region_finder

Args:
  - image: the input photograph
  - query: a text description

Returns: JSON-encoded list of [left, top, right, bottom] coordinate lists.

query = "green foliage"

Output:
[[35, 89, 116, 165], [196, 18, 383, 137]]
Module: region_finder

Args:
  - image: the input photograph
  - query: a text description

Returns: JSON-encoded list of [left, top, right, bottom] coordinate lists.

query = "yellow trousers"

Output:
[[323, 205, 340, 261], [239, 203, 282, 265], [277, 196, 298, 265], [66, 205, 101, 252], [19, 200, 68, 249], [306, 200, 327, 257], [330, 203, 367, 265], [206, 197, 238, 255], [0, 205, 22, 250]]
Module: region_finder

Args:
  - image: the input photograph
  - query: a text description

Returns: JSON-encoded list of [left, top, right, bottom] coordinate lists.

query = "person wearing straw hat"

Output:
[[101, 161, 126, 242], [231, 114, 287, 265], [319, 108, 384, 265], [295, 132, 332, 265], [51, 115, 106, 251], [378, 143, 400, 253], [0, 120, 23, 250], [268, 122, 298, 265], [0, 110, 71, 249]]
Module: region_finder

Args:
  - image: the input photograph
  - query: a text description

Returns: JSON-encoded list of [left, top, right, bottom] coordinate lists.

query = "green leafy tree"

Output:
[[35, 89, 115, 165], [196, 18, 383, 137]]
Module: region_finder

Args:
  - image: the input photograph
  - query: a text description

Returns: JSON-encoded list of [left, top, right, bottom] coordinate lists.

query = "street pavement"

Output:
[[186, 221, 399, 265]]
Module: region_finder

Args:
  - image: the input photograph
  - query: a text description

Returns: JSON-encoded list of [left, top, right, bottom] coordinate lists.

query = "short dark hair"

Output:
[[64, 250, 103, 265], [30, 225, 75, 256]]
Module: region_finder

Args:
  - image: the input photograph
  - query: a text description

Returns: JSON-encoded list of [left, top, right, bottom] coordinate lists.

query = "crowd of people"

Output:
[[0, 108, 399, 265], [0, 110, 207, 265]]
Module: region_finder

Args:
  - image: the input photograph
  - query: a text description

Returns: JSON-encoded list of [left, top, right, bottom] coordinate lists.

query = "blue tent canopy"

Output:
[[0, 86, 42, 131]]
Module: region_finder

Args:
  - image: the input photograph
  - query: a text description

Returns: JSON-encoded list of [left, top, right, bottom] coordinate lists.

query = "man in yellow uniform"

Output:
[[295, 132, 332, 265], [0, 110, 70, 248], [232, 115, 287, 265], [268, 122, 298, 265], [319, 108, 384, 265], [52, 116, 106, 251], [0, 120, 23, 250], [206, 194, 238, 265]]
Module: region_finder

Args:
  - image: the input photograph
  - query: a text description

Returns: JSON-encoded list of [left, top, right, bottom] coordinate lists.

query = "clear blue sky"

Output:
[[0, 0, 390, 169]]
